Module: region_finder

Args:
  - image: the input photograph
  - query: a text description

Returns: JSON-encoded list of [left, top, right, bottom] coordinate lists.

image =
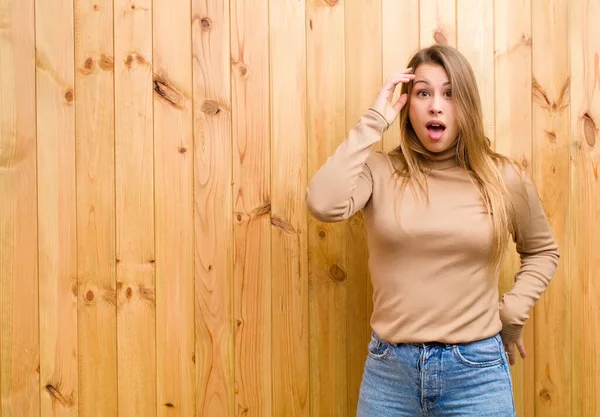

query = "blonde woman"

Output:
[[306, 44, 559, 416]]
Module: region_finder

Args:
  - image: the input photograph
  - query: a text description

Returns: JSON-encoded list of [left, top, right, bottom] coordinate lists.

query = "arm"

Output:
[[499, 164, 560, 337], [306, 68, 415, 222], [305, 109, 387, 222]]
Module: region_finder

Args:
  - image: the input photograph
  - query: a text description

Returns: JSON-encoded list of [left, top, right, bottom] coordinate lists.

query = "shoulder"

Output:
[[496, 157, 543, 218], [497, 157, 531, 193], [365, 149, 404, 174]]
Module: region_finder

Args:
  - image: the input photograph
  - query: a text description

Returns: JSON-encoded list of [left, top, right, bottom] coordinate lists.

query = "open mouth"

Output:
[[426, 121, 446, 140]]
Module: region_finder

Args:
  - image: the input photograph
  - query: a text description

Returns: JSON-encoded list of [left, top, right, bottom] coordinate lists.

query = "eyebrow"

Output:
[[413, 80, 451, 87]]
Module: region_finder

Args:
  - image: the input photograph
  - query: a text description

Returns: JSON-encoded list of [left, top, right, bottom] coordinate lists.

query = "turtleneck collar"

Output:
[[420, 145, 459, 170]]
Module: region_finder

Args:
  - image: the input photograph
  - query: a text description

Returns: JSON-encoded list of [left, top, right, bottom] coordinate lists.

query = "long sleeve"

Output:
[[306, 109, 388, 222], [499, 164, 560, 335]]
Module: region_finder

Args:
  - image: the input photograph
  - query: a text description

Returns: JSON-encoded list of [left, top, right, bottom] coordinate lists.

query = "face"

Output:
[[408, 64, 458, 153]]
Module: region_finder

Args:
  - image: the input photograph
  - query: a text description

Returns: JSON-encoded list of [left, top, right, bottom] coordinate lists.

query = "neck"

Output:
[[421, 145, 458, 170]]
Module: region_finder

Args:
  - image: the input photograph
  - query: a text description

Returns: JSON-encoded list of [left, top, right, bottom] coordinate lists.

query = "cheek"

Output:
[[408, 101, 423, 124]]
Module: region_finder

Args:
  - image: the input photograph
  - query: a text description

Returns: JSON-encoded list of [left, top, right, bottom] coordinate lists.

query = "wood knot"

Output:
[[85, 290, 94, 302], [126, 287, 133, 299], [81, 57, 94, 74], [136, 54, 147, 65], [64, 89, 74, 103], [93, 4, 99, 11], [178, 147, 187, 154], [125, 55, 134, 68], [200, 17, 211, 30], [583, 112, 597, 147], [521, 159, 528, 169], [154, 77, 185, 109], [131, 4, 136, 9], [99, 54, 114, 71], [164, 403, 174, 408], [238, 64, 249, 77], [236, 319, 243, 327], [539, 388, 551, 402], [329, 264, 347, 282], [318, 230, 326, 239], [545, 130, 557, 142], [200, 100, 220, 115], [433, 29, 448, 45]]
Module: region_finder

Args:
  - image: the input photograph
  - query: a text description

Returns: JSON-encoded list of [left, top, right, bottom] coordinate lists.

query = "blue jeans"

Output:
[[357, 332, 516, 416]]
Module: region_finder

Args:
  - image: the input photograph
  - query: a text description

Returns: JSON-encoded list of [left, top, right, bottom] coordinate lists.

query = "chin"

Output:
[[421, 139, 451, 153], [429, 141, 451, 152]]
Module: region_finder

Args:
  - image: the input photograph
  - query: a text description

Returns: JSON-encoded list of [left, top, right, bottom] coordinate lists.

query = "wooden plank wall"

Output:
[[0, 0, 598, 416]]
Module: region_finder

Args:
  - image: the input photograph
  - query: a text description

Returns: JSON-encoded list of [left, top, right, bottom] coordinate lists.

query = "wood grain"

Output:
[[569, 0, 600, 415], [344, 0, 381, 412], [153, 0, 195, 414], [420, 0, 456, 48], [114, 0, 156, 415], [382, 0, 419, 152], [0, 0, 39, 415], [36, 0, 78, 414], [457, 0, 494, 142], [532, 0, 571, 415], [192, 0, 234, 416], [307, 1, 347, 416], [231, 1, 272, 416], [74, 0, 117, 415], [494, 1, 535, 416], [269, 0, 309, 416]]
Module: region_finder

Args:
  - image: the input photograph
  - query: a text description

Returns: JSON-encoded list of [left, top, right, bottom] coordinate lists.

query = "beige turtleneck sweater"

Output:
[[306, 109, 559, 344]]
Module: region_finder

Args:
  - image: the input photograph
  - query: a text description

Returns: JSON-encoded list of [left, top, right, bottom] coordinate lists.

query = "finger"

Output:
[[392, 93, 408, 112], [386, 67, 414, 79], [517, 342, 527, 360], [505, 344, 515, 366], [385, 72, 416, 88], [382, 76, 414, 97]]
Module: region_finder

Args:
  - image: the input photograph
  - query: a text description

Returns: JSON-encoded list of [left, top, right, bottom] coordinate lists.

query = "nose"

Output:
[[429, 96, 443, 115]]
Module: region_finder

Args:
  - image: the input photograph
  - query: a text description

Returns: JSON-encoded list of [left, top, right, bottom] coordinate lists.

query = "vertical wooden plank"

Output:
[[494, 1, 534, 416], [419, 0, 456, 48], [0, 0, 39, 414], [36, 0, 78, 414], [153, 0, 195, 414], [231, 0, 272, 415], [457, 0, 494, 141], [570, 0, 600, 415], [191, 0, 234, 416], [344, 0, 380, 413], [74, 0, 117, 414], [382, 0, 419, 152], [306, 0, 346, 416], [114, 0, 156, 415], [269, 0, 309, 416], [269, 0, 310, 412], [532, 0, 571, 415]]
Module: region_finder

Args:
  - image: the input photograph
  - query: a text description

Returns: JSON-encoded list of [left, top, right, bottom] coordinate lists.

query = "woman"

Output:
[[306, 44, 559, 416]]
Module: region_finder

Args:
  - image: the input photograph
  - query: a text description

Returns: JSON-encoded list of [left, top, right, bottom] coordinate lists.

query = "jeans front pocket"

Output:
[[452, 334, 504, 368], [367, 332, 392, 360]]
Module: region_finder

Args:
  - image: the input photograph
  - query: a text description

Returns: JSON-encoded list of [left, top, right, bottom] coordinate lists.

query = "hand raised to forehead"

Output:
[[370, 68, 415, 125]]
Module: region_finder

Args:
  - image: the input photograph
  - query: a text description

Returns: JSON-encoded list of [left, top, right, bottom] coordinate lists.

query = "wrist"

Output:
[[367, 108, 389, 130]]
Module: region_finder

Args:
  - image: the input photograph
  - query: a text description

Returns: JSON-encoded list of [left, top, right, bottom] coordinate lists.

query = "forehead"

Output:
[[413, 64, 449, 85]]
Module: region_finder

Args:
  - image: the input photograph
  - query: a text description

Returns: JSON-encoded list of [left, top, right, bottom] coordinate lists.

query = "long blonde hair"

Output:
[[393, 44, 516, 267]]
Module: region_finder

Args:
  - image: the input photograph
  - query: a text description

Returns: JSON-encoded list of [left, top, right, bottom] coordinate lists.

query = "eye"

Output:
[[444, 90, 452, 98], [417, 90, 430, 98]]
